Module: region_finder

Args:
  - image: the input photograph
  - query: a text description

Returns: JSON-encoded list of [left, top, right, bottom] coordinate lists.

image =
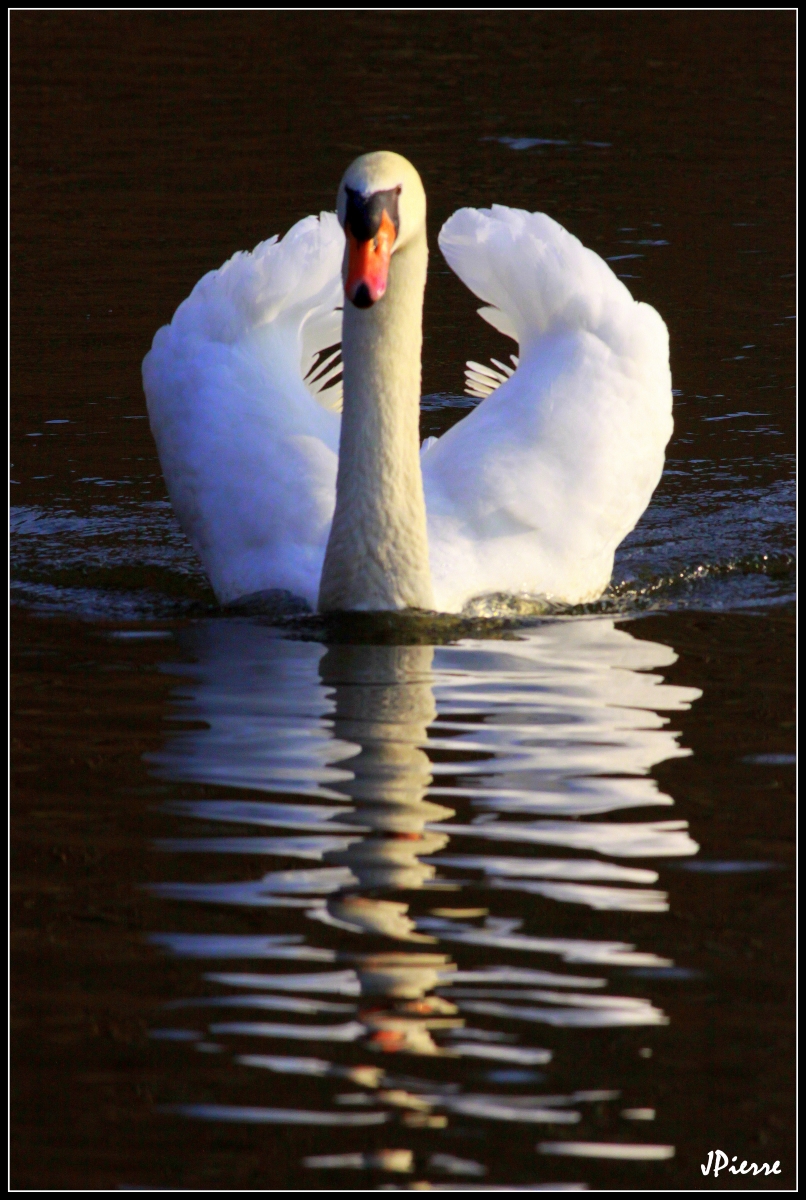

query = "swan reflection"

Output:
[[145, 617, 700, 1178], [316, 643, 451, 934]]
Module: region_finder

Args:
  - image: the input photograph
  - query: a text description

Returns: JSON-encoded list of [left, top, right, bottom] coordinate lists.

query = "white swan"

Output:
[[143, 151, 672, 614]]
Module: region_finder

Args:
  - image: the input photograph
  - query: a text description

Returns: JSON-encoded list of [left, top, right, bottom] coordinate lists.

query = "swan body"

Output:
[[143, 152, 672, 614]]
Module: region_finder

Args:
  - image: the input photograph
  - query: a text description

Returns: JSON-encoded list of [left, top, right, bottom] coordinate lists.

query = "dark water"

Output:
[[11, 12, 794, 1190]]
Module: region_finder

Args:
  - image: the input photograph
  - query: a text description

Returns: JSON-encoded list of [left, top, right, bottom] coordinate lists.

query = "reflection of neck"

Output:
[[322, 643, 436, 806], [318, 230, 433, 613], [320, 644, 452, 895]]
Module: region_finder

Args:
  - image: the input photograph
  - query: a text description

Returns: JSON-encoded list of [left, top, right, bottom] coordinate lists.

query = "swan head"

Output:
[[337, 151, 426, 308]]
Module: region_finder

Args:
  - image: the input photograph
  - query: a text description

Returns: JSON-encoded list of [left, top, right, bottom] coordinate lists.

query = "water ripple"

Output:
[[141, 618, 707, 1181]]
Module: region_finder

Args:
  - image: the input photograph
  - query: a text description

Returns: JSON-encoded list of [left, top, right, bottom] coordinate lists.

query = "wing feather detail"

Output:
[[464, 354, 519, 399], [427, 205, 673, 613], [143, 212, 345, 606]]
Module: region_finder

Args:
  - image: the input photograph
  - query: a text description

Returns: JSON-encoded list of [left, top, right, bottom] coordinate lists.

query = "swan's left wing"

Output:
[[422, 205, 673, 613], [143, 213, 345, 607]]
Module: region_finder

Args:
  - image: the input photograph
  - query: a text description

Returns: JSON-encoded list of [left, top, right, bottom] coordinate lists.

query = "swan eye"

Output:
[[344, 185, 401, 242]]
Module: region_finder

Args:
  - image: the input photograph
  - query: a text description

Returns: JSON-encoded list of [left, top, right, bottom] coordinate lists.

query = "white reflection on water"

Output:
[[145, 617, 700, 1178], [158, 1103, 389, 1125], [537, 1141, 675, 1160]]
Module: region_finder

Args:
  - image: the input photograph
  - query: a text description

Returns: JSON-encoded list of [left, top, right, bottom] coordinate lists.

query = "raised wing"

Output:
[[422, 205, 673, 613], [143, 213, 345, 607]]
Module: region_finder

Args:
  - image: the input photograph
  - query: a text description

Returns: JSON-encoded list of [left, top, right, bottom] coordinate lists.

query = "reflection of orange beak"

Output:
[[368, 1029, 406, 1051], [345, 210, 396, 308]]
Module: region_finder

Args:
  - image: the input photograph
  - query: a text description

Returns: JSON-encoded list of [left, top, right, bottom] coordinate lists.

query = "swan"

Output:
[[143, 151, 672, 614]]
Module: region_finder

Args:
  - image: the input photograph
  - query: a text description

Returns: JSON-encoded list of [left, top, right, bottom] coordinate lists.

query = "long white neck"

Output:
[[318, 228, 434, 612]]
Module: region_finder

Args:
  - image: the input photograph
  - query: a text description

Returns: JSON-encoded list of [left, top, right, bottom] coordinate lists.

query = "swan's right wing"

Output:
[[143, 213, 345, 607], [422, 205, 673, 613]]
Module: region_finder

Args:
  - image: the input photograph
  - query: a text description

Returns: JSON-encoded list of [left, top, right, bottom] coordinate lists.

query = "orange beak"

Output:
[[345, 209, 396, 307]]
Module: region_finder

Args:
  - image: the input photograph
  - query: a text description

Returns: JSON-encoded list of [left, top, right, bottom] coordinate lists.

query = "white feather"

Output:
[[424, 206, 672, 610], [143, 213, 344, 606]]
